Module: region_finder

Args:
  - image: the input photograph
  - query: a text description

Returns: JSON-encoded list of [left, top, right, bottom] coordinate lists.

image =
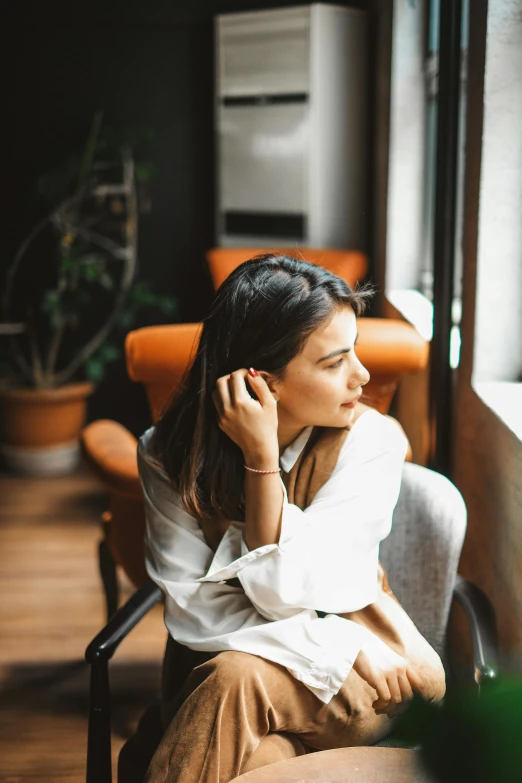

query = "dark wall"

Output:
[[5, 0, 367, 435], [7, 12, 218, 321]]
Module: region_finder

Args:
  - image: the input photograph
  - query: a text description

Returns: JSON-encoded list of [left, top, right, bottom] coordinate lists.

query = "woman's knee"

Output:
[[186, 651, 309, 726], [193, 650, 268, 689]]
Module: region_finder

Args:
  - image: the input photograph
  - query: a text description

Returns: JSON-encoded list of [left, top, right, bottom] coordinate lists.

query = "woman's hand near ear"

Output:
[[212, 369, 279, 469], [212, 368, 283, 551]]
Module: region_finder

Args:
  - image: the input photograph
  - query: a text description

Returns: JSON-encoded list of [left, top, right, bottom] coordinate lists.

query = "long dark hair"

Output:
[[153, 254, 373, 521]]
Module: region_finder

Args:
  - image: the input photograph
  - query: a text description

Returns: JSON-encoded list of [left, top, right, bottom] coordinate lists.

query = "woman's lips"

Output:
[[341, 395, 361, 408]]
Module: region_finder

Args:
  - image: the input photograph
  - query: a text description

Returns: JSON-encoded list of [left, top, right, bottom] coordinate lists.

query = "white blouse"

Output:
[[139, 409, 408, 704]]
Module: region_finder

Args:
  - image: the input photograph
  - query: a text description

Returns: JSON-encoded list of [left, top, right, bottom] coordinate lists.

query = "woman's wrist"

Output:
[[244, 464, 281, 474], [243, 443, 280, 472]]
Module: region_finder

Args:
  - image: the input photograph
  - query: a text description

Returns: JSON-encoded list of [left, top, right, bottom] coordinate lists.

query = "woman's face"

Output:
[[269, 306, 370, 442]]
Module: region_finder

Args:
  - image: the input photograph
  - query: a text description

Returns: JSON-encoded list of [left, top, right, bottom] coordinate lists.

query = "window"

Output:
[[471, 0, 522, 439], [386, 0, 469, 371]]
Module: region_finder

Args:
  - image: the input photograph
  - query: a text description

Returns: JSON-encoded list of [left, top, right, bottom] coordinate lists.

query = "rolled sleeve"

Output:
[[153, 569, 372, 704], [145, 521, 372, 704], [196, 480, 303, 586]]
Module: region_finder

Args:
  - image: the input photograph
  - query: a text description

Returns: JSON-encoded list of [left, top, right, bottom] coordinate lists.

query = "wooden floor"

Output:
[[0, 468, 166, 783]]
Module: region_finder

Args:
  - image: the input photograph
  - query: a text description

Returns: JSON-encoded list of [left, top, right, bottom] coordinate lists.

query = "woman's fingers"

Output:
[[406, 666, 425, 695], [229, 370, 253, 404], [359, 662, 391, 706], [355, 639, 422, 717], [219, 368, 276, 408], [353, 650, 392, 707], [372, 677, 392, 707], [215, 375, 232, 412], [246, 369, 277, 406], [398, 672, 414, 702], [213, 369, 279, 454], [386, 673, 402, 708], [373, 671, 415, 715]]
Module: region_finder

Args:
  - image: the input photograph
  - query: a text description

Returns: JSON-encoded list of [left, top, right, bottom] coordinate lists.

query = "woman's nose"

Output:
[[350, 358, 370, 388], [359, 363, 370, 386]]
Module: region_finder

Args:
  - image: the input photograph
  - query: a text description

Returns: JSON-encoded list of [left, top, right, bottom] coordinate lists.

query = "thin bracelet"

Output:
[[244, 465, 281, 474]]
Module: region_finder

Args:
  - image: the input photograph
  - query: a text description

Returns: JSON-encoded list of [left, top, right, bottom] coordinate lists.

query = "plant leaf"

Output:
[[135, 162, 156, 183]]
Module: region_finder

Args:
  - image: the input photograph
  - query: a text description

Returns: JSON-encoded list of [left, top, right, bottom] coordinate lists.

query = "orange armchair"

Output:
[[206, 247, 368, 291], [81, 320, 427, 620]]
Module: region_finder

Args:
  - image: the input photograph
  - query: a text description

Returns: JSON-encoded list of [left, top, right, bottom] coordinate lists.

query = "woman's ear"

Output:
[[258, 371, 280, 402]]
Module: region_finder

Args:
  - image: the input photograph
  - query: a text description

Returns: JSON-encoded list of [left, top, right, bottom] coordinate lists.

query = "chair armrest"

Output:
[[85, 579, 163, 664], [81, 419, 142, 498], [452, 575, 499, 686]]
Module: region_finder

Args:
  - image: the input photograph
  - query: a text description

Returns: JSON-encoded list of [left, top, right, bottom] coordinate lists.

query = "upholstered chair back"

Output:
[[381, 463, 467, 659], [205, 248, 368, 291], [125, 319, 428, 422]]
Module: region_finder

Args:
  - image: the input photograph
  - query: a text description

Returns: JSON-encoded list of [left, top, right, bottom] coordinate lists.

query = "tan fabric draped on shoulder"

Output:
[[282, 425, 349, 510], [282, 420, 445, 702]]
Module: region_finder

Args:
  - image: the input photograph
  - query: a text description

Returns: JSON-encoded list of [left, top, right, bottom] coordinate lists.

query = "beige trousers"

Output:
[[145, 649, 398, 783]]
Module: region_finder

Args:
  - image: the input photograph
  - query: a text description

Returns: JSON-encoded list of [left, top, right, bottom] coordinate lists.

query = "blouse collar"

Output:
[[279, 426, 314, 473]]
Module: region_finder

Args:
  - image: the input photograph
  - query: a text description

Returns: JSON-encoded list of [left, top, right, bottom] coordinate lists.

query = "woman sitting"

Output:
[[138, 255, 445, 783]]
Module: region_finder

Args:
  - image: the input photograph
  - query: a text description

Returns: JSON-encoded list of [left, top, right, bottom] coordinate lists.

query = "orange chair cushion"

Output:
[[206, 248, 368, 291], [125, 319, 428, 419], [81, 420, 142, 499], [125, 323, 203, 422], [355, 319, 428, 374]]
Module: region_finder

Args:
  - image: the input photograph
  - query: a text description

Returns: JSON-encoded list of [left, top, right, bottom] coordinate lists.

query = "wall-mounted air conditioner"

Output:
[[215, 4, 367, 249]]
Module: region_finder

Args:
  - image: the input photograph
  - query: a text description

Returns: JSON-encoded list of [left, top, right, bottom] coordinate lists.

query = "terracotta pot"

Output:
[[0, 382, 94, 475]]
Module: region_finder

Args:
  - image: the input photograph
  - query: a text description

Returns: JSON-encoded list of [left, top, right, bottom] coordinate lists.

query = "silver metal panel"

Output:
[[219, 234, 308, 248], [308, 4, 367, 249], [219, 103, 309, 213], [217, 7, 310, 97]]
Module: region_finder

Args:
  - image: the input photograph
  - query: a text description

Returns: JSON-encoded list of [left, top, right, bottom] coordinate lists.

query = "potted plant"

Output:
[[0, 114, 176, 474]]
